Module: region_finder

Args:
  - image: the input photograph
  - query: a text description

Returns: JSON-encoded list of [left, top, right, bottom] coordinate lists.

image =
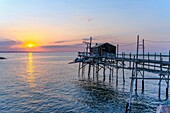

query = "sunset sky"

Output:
[[0, 0, 170, 53]]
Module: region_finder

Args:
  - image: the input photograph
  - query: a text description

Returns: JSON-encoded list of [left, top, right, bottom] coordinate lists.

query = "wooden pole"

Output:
[[142, 39, 145, 92], [129, 53, 131, 68], [122, 52, 125, 83], [88, 63, 91, 79], [136, 35, 139, 60], [93, 64, 95, 80], [96, 63, 99, 80], [82, 62, 85, 77], [103, 63, 106, 81], [89, 37, 92, 54], [117, 44, 119, 57], [148, 52, 150, 69], [166, 78, 169, 99], [109, 66, 112, 81], [127, 55, 136, 113], [158, 53, 162, 99], [116, 60, 119, 86], [112, 64, 114, 78], [87, 37, 92, 78], [78, 62, 81, 76], [160, 53, 162, 72], [115, 45, 119, 85], [154, 52, 156, 70], [135, 35, 139, 92], [166, 50, 170, 98], [158, 75, 161, 99]]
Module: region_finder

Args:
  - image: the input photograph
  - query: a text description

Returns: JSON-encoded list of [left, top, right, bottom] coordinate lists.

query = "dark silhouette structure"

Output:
[[91, 43, 116, 56], [0, 57, 6, 60]]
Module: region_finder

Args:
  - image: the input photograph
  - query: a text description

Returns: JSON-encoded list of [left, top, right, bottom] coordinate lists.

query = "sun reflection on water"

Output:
[[26, 52, 36, 88]]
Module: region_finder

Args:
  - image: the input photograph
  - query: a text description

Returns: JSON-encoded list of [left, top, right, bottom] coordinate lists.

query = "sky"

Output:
[[0, 0, 170, 53]]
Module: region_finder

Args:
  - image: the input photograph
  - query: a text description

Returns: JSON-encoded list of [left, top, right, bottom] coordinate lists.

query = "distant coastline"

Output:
[[0, 51, 43, 53]]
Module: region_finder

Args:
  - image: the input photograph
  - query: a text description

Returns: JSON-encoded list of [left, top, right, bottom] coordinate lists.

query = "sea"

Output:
[[0, 52, 170, 113]]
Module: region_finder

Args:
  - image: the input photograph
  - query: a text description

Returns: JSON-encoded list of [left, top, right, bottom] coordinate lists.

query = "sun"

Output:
[[23, 42, 38, 49], [26, 43, 36, 48], [28, 44, 33, 48]]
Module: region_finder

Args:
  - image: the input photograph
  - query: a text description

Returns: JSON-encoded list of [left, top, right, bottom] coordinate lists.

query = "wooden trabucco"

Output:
[[71, 36, 170, 113]]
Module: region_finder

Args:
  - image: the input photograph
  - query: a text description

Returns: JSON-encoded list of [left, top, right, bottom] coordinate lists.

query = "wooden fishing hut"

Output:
[[70, 36, 170, 113], [91, 43, 116, 56]]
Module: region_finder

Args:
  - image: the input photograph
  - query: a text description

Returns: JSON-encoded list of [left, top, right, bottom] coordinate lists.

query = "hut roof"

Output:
[[92, 42, 115, 48]]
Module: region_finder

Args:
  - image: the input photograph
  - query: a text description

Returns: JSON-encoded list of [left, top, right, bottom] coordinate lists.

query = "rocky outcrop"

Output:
[[0, 57, 6, 60]]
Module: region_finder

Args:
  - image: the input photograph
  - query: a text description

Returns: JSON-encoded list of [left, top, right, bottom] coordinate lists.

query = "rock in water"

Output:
[[0, 57, 6, 60]]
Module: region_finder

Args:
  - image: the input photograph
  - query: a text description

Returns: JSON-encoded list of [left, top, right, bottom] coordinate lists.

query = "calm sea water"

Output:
[[0, 52, 170, 113]]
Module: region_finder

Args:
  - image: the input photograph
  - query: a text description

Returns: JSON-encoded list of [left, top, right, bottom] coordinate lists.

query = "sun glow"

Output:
[[21, 42, 45, 52], [26, 52, 36, 88], [24, 43, 37, 48], [28, 44, 33, 48]]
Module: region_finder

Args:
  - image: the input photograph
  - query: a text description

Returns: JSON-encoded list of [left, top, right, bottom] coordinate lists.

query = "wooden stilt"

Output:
[[88, 63, 91, 78], [148, 52, 150, 69], [112, 62, 114, 78], [166, 74, 169, 99], [154, 52, 156, 70], [127, 55, 136, 113], [135, 36, 139, 92], [111, 65, 114, 82], [159, 53, 162, 99], [116, 44, 119, 86], [127, 74, 135, 113], [122, 52, 125, 83], [116, 60, 118, 86], [158, 75, 161, 99], [103, 64, 106, 81], [166, 79, 169, 99], [166, 51, 170, 98], [123, 61, 125, 83], [93, 64, 95, 80], [135, 62, 138, 92], [82, 62, 85, 77], [160, 53, 162, 72], [142, 39, 145, 92], [96, 63, 99, 80], [129, 53, 131, 68], [78, 62, 81, 76], [109, 66, 112, 81]]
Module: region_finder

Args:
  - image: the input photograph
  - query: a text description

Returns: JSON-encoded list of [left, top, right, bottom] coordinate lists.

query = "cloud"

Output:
[[53, 37, 93, 44], [0, 36, 22, 47], [0, 36, 11, 41], [0, 36, 23, 51], [0, 40, 22, 46], [53, 39, 79, 44], [40, 43, 84, 52], [42, 43, 83, 48], [54, 40, 74, 44]]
